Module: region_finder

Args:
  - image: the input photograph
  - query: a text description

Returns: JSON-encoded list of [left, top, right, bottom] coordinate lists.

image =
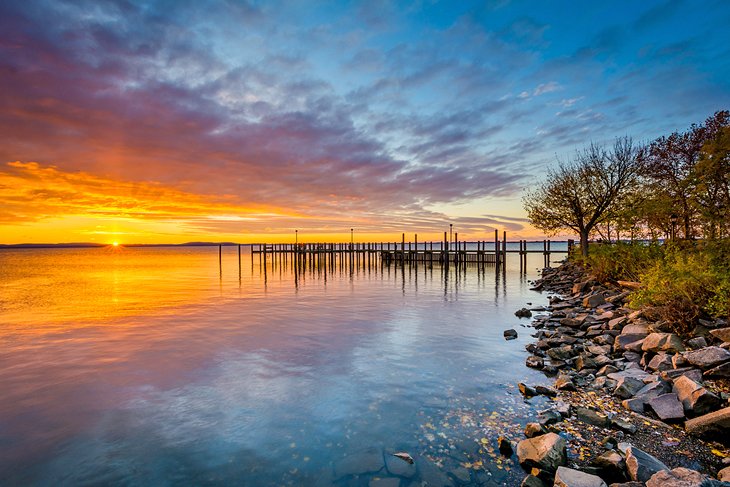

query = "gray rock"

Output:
[[710, 327, 730, 343], [516, 308, 533, 318], [597, 364, 619, 376], [645, 467, 710, 487], [549, 345, 577, 361], [622, 397, 646, 413], [575, 407, 609, 427], [583, 294, 606, 308], [527, 356, 545, 369], [554, 466, 608, 487], [686, 336, 708, 349], [648, 393, 685, 422], [683, 346, 730, 369], [385, 453, 416, 477], [576, 354, 598, 371], [614, 335, 646, 353], [538, 409, 563, 426], [625, 445, 669, 482], [521, 474, 547, 487], [608, 316, 628, 330], [648, 353, 674, 372], [672, 375, 722, 416], [504, 329, 518, 340], [592, 450, 626, 483], [660, 367, 703, 382], [614, 376, 646, 399], [634, 380, 671, 403], [610, 418, 637, 434], [685, 406, 730, 440], [516, 432, 567, 472], [555, 375, 577, 391], [704, 361, 730, 379], [536, 385, 559, 397], [622, 323, 649, 335], [642, 333, 685, 353], [334, 448, 385, 478]]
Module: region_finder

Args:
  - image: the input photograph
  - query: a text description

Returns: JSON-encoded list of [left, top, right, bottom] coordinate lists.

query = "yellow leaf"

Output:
[[711, 449, 727, 458]]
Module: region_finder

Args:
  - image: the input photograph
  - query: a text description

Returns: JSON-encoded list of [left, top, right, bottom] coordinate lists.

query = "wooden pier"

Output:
[[239, 231, 573, 271]]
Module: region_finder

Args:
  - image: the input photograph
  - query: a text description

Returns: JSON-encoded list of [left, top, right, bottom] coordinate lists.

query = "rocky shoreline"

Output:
[[508, 260, 730, 486]]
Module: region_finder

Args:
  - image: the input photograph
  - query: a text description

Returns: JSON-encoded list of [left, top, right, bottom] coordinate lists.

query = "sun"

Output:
[[112, 241, 120, 247]]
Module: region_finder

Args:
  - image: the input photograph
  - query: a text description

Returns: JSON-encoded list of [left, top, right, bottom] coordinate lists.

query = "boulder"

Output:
[[555, 375, 577, 391], [648, 393, 684, 422], [704, 361, 730, 379], [642, 333, 685, 353], [527, 356, 545, 369], [519, 383, 537, 397], [521, 474, 547, 487], [576, 354, 598, 371], [538, 409, 563, 427], [645, 467, 710, 487], [525, 422, 546, 438], [591, 450, 626, 483], [583, 294, 606, 308], [672, 375, 722, 416], [575, 407, 609, 427], [535, 385, 558, 397], [498, 436, 514, 456], [504, 329, 518, 340], [554, 466, 608, 487], [614, 335, 646, 353], [516, 433, 567, 472], [516, 308, 533, 318], [710, 327, 730, 343], [686, 336, 708, 349], [622, 323, 649, 335], [685, 406, 730, 439], [549, 345, 576, 361], [683, 346, 730, 369], [613, 377, 645, 399], [719, 466, 730, 482], [624, 445, 669, 482], [647, 353, 674, 372]]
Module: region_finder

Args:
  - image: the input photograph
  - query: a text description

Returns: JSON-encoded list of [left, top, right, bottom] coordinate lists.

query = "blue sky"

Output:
[[0, 0, 729, 242]]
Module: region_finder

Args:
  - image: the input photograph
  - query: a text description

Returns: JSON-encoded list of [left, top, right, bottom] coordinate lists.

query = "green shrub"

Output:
[[630, 241, 730, 334], [578, 241, 663, 282]]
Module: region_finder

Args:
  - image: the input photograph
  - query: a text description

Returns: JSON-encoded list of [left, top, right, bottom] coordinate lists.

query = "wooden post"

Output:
[[494, 229, 499, 268], [238, 244, 241, 278], [401, 233, 405, 263], [502, 231, 507, 268], [219, 244, 222, 274]]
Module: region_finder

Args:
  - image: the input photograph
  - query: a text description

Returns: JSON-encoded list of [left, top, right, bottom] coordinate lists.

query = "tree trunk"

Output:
[[580, 230, 590, 257]]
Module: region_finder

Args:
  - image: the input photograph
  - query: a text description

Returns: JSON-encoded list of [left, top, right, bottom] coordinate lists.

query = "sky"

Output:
[[1, 0, 729, 244]]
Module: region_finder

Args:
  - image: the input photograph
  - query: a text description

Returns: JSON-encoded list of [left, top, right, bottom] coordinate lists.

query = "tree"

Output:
[[640, 110, 729, 239], [694, 125, 730, 238], [523, 137, 641, 257]]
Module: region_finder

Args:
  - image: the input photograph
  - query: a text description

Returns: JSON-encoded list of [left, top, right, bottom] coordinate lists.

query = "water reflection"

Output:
[[0, 245, 562, 485]]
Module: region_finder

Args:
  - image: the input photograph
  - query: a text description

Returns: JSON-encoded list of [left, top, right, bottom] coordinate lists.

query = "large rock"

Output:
[[516, 432, 567, 472], [683, 346, 730, 369], [575, 407, 609, 427], [614, 334, 647, 352], [672, 375, 722, 416], [625, 445, 669, 482], [685, 406, 730, 439], [583, 294, 606, 308], [647, 353, 674, 372], [645, 467, 710, 487], [704, 361, 730, 379], [719, 466, 730, 482], [521, 474, 547, 487], [613, 376, 645, 399], [554, 466, 608, 487], [591, 450, 626, 483], [642, 333, 685, 353], [648, 393, 685, 422], [710, 327, 730, 343]]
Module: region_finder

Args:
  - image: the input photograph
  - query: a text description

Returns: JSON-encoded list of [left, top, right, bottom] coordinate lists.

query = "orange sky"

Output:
[[0, 161, 551, 244]]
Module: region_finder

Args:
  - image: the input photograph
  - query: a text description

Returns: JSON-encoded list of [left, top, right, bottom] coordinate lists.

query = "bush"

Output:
[[629, 240, 730, 334], [577, 241, 663, 282]]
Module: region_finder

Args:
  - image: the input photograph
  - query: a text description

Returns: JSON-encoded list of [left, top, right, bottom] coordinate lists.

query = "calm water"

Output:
[[0, 244, 566, 486]]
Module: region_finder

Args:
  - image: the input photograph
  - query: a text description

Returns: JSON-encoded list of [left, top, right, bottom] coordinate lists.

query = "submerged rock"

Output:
[[504, 329, 518, 340], [516, 308, 533, 318], [334, 448, 385, 478]]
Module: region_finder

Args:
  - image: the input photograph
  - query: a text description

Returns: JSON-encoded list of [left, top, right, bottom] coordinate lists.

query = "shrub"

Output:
[[578, 241, 663, 282]]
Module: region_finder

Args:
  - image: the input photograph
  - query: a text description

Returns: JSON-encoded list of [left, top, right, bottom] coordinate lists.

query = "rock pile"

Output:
[[512, 261, 730, 486]]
